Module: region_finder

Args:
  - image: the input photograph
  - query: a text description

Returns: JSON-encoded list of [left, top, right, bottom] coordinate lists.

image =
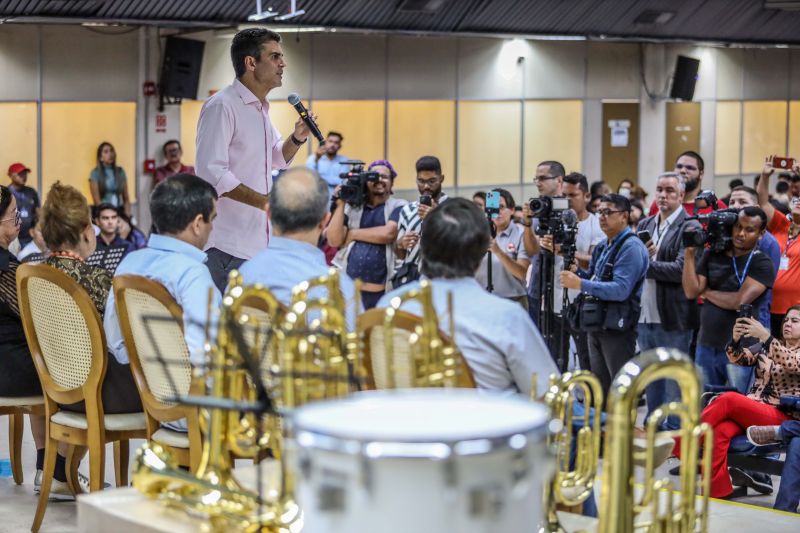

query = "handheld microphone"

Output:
[[287, 93, 324, 143]]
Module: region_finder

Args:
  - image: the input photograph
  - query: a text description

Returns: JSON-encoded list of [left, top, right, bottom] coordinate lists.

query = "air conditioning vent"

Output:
[[397, 0, 448, 14]]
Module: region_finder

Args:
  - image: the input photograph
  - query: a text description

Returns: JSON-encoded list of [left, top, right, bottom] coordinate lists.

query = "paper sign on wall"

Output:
[[611, 126, 628, 147]]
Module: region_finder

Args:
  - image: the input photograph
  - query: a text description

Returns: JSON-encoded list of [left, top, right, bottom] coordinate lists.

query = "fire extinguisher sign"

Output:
[[155, 114, 167, 133]]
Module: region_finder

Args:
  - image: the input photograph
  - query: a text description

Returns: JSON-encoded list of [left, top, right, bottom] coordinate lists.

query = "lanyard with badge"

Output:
[[779, 237, 797, 272], [732, 249, 756, 288]]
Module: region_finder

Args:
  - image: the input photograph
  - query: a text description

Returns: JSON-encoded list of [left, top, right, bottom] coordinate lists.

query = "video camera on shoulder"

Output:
[[681, 190, 738, 252], [337, 160, 380, 208]]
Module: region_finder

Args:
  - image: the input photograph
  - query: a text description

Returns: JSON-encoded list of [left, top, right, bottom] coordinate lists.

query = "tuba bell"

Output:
[[598, 347, 712, 533]]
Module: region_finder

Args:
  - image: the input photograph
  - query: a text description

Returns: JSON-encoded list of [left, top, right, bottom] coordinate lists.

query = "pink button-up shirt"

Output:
[[195, 79, 291, 259]]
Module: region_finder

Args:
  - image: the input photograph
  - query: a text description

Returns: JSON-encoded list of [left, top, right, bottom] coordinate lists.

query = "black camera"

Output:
[[681, 190, 738, 253], [337, 160, 380, 208], [528, 196, 578, 261]]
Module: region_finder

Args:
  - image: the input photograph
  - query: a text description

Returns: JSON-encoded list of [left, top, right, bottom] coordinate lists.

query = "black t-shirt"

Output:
[[696, 249, 776, 349]]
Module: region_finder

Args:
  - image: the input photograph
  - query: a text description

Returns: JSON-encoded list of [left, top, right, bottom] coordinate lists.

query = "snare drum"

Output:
[[292, 389, 553, 533]]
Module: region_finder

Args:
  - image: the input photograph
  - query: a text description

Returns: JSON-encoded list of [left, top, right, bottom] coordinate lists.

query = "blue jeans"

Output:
[[639, 324, 692, 430], [726, 364, 754, 394], [695, 344, 754, 393], [775, 420, 800, 513]]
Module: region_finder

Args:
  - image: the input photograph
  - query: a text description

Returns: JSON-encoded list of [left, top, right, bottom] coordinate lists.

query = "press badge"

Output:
[[780, 255, 789, 271]]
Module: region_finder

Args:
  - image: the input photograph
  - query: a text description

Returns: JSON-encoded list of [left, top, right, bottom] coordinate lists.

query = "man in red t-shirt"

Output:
[[757, 155, 800, 336], [648, 151, 727, 216]]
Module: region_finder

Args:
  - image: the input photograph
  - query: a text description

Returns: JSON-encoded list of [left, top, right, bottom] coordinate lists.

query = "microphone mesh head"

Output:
[[287, 93, 300, 105]]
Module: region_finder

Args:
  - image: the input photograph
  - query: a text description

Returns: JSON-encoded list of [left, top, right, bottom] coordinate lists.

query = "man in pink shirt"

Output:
[[195, 28, 312, 290]]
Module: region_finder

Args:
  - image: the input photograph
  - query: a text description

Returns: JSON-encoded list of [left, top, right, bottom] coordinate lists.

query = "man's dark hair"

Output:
[[778, 172, 793, 181], [231, 28, 282, 78], [771, 198, 791, 215], [739, 205, 767, 231], [326, 131, 343, 141], [420, 198, 489, 279], [677, 150, 705, 172], [729, 178, 744, 190], [0, 186, 13, 222], [590, 180, 607, 197], [162, 139, 181, 156], [270, 168, 329, 233], [776, 181, 790, 194], [538, 160, 566, 179], [150, 173, 218, 234], [791, 174, 800, 183], [732, 185, 758, 204], [563, 172, 589, 193], [472, 191, 486, 201], [600, 193, 631, 213], [492, 188, 516, 209], [94, 202, 117, 221], [415, 155, 442, 175]]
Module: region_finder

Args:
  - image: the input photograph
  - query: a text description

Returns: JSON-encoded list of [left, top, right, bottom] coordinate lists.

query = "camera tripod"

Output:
[[538, 241, 577, 373]]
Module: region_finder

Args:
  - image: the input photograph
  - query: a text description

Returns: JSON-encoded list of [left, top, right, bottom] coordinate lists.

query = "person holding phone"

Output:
[[392, 156, 448, 287], [475, 188, 530, 307], [672, 307, 800, 500], [636, 172, 701, 430]]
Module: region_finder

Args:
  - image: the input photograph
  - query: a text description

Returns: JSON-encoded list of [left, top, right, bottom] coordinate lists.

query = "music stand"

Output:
[[86, 245, 128, 273]]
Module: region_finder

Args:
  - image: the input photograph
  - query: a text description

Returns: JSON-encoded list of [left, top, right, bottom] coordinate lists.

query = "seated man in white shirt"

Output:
[[377, 198, 558, 397], [239, 167, 356, 328], [104, 174, 222, 428]]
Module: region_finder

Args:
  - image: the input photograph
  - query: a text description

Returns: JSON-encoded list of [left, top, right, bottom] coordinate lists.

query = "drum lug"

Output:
[[469, 484, 504, 518]]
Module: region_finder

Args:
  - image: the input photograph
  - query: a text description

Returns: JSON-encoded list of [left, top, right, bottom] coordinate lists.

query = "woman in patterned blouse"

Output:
[[676, 306, 800, 498]]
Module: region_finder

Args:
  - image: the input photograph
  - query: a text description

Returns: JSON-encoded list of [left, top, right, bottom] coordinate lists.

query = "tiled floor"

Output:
[[0, 414, 795, 532]]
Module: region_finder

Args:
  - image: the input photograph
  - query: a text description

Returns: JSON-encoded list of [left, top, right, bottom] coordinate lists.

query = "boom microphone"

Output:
[[287, 93, 324, 143]]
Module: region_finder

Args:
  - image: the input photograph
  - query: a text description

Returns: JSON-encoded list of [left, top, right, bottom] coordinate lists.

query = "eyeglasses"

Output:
[[596, 209, 625, 218], [534, 176, 557, 183], [416, 177, 441, 187], [0, 209, 20, 226], [675, 163, 698, 171]]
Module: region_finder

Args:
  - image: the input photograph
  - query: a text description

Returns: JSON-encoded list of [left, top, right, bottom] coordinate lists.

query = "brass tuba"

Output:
[[540, 370, 603, 533], [373, 279, 469, 388], [598, 348, 712, 533]]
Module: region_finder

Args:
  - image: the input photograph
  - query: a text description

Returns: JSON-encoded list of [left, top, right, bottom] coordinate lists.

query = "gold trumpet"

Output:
[[375, 279, 468, 388], [541, 371, 603, 533], [598, 347, 712, 533]]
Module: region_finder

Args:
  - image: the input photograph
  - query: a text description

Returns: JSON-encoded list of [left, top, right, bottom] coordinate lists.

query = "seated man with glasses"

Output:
[[154, 139, 195, 188], [648, 151, 727, 216], [327, 159, 407, 309], [560, 193, 649, 398]]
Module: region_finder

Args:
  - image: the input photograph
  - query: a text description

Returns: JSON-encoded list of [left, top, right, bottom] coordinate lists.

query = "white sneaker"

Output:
[[35, 471, 91, 499], [33, 469, 43, 492]]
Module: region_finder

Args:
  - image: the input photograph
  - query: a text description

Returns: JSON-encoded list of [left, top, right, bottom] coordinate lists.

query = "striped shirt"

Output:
[[395, 194, 449, 269]]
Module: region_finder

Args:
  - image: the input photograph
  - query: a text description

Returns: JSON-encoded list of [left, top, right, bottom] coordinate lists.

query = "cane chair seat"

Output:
[[17, 264, 147, 532], [0, 396, 44, 407], [50, 411, 146, 432], [152, 427, 190, 449], [359, 308, 475, 390], [113, 275, 202, 472]]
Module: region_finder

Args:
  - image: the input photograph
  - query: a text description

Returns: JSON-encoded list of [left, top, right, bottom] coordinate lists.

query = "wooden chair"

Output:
[[0, 398, 44, 484], [113, 275, 202, 472], [358, 308, 476, 390], [16, 264, 147, 532]]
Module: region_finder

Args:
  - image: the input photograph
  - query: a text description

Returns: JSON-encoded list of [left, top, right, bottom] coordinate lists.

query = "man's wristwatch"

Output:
[[290, 134, 307, 146]]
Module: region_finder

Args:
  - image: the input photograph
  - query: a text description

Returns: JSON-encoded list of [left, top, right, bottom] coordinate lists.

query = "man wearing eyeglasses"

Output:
[[560, 193, 649, 397], [392, 156, 448, 287], [648, 151, 726, 216], [154, 140, 196, 188]]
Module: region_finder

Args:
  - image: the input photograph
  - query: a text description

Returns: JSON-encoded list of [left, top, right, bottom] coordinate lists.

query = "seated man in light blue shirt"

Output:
[[240, 167, 356, 329], [305, 131, 350, 199], [105, 173, 221, 373], [377, 198, 558, 397]]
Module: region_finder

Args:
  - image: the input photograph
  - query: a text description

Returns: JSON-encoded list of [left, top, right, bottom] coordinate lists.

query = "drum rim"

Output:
[[292, 389, 552, 458]]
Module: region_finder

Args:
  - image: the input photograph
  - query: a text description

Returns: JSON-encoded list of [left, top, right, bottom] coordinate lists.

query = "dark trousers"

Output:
[[587, 328, 638, 401], [775, 420, 800, 513], [361, 291, 385, 311], [551, 316, 590, 373], [63, 354, 142, 414], [206, 247, 246, 293]]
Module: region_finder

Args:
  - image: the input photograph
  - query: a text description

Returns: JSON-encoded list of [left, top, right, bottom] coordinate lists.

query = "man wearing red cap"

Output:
[[7, 163, 39, 248]]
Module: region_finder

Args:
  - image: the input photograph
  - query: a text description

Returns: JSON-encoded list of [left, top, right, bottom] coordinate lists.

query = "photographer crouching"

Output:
[[327, 159, 407, 309], [682, 204, 775, 390], [559, 193, 649, 398]]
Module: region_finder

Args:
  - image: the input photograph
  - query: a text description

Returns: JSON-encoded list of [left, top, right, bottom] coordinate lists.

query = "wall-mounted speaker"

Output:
[[160, 37, 205, 100], [669, 55, 700, 101]]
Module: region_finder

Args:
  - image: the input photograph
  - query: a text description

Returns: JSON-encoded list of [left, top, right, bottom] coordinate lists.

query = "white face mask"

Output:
[[619, 187, 631, 198]]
